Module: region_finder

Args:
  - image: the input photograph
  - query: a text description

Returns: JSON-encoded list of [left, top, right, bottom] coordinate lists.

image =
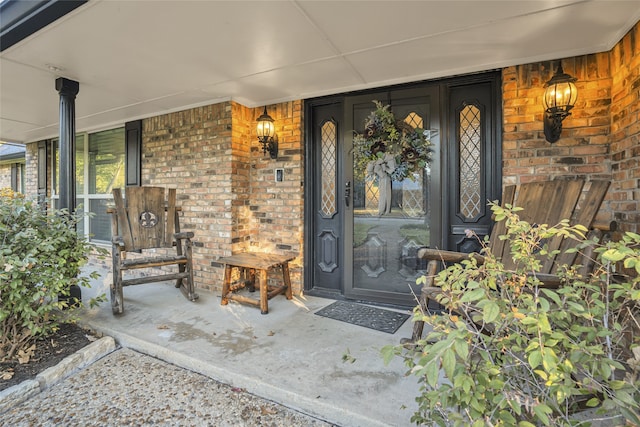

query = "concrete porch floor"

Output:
[[78, 271, 425, 427]]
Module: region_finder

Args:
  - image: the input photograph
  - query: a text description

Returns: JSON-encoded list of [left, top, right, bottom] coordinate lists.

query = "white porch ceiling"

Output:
[[1, 0, 639, 144]]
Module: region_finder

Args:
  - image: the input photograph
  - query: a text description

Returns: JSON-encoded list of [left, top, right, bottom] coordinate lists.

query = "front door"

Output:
[[306, 73, 500, 307]]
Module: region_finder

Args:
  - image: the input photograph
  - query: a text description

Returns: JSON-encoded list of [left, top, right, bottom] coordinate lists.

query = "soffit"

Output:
[[1, 0, 639, 143]]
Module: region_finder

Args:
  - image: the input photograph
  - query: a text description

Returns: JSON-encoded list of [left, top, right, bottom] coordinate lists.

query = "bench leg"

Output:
[[259, 269, 268, 314], [282, 262, 292, 300], [246, 268, 256, 292], [221, 265, 232, 306]]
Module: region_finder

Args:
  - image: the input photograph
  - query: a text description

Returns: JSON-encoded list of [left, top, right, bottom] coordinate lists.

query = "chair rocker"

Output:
[[108, 186, 198, 314], [405, 179, 613, 342]]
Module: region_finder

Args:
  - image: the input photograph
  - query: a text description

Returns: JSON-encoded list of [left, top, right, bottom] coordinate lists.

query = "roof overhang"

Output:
[[1, 0, 639, 144]]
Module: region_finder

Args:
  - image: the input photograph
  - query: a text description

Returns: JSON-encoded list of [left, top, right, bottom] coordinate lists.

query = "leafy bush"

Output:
[[383, 203, 640, 426], [0, 188, 104, 362]]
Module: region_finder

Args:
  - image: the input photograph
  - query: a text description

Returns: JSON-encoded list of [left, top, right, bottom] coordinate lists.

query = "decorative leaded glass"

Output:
[[402, 112, 424, 217], [321, 121, 337, 217], [404, 112, 424, 129], [459, 105, 482, 220]]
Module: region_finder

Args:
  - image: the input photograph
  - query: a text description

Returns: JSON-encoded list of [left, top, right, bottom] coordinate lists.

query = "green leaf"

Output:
[[609, 380, 627, 390], [528, 350, 542, 369], [460, 288, 485, 303], [482, 301, 500, 323], [380, 345, 396, 365], [542, 350, 557, 372], [442, 352, 456, 380], [538, 314, 551, 333], [532, 404, 552, 426], [520, 316, 539, 326], [425, 360, 440, 388], [601, 248, 626, 262], [540, 288, 562, 306], [453, 338, 469, 360], [586, 397, 600, 407]]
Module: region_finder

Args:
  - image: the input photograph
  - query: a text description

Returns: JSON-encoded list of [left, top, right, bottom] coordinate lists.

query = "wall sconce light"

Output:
[[543, 63, 578, 143], [256, 106, 278, 159]]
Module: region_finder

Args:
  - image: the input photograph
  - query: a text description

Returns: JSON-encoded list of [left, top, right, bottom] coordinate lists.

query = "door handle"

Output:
[[345, 181, 351, 207]]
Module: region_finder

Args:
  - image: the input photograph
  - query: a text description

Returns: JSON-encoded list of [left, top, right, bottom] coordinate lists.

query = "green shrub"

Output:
[[383, 203, 640, 426], [0, 189, 104, 362]]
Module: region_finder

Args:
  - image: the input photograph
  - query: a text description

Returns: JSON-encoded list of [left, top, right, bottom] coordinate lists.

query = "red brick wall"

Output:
[[140, 100, 304, 294], [230, 102, 253, 253], [142, 103, 234, 291], [502, 22, 640, 232], [610, 23, 640, 233], [502, 54, 612, 185], [246, 101, 304, 289]]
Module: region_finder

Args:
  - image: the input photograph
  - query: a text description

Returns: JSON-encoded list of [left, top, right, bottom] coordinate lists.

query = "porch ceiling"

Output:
[[1, 0, 639, 144]]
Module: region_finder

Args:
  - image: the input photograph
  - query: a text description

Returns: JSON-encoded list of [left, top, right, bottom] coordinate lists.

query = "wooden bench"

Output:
[[219, 252, 295, 314]]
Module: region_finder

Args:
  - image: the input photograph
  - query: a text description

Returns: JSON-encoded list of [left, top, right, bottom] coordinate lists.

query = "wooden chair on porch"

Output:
[[107, 186, 198, 315], [405, 179, 613, 342]]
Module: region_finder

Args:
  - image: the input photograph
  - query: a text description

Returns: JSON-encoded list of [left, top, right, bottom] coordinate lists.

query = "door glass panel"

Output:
[[459, 104, 482, 220], [320, 121, 337, 218], [352, 101, 431, 295]]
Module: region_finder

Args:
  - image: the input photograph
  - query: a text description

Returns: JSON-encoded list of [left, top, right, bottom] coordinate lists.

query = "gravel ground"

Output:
[[1, 348, 335, 427]]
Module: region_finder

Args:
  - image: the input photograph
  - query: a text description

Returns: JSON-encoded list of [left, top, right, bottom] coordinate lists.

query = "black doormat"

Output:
[[315, 301, 410, 334]]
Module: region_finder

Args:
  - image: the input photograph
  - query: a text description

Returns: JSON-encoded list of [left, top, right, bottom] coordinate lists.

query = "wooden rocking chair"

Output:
[[405, 179, 613, 342], [107, 186, 199, 315]]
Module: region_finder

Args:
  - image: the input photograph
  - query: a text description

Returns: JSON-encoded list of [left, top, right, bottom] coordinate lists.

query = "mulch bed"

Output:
[[1, 322, 96, 391]]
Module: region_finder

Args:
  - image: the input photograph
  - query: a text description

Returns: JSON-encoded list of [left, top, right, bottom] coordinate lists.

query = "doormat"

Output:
[[315, 301, 410, 334]]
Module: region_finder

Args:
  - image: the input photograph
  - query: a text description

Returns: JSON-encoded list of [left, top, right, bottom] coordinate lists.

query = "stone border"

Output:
[[0, 336, 116, 414]]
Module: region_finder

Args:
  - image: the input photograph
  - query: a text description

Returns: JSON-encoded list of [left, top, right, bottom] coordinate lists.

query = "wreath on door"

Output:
[[353, 101, 433, 215]]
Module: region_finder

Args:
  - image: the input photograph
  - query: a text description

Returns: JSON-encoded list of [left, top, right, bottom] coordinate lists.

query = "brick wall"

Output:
[[230, 102, 253, 254], [140, 100, 304, 294], [142, 103, 234, 292], [610, 23, 640, 233], [0, 164, 11, 189], [502, 54, 612, 186], [246, 101, 304, 290], [502, 22, 640, 231], [24, 143, 38, 197]]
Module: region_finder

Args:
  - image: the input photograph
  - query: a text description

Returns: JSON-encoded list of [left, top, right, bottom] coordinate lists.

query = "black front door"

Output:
[[308, 100, 344, 295], [305, 73, 501, 307]]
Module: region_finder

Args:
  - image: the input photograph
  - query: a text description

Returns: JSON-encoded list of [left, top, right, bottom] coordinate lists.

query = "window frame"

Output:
[[50, 127, 126, 244]]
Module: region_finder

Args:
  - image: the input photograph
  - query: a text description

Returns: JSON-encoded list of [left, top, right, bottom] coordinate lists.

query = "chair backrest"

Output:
[[488, 179, 610, 273], [112, 186, 177, 251]]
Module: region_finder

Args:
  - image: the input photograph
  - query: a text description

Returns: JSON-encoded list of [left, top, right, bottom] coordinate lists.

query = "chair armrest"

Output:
[[417, 249, 562, 288], [174, 232, 194, 240], [528, 272, 563, 288], [111, 236, 125, 248], [417, 248, 485, 264]]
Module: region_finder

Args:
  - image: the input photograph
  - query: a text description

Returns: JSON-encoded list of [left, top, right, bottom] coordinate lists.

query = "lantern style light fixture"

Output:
[[543, 63, 578, 143], [256, 106, 277, 159]]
